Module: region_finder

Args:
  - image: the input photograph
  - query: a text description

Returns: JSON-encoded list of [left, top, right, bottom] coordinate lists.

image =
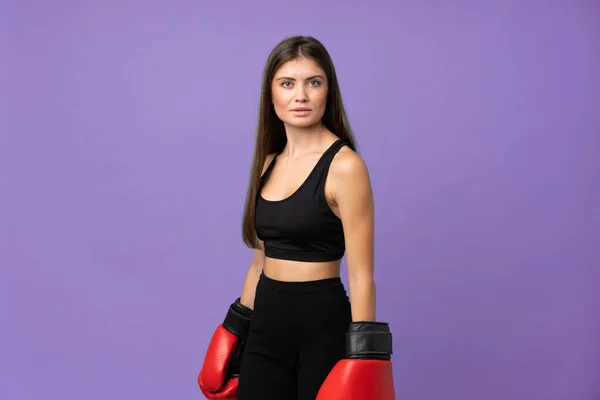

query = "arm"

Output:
[[238, 152, 275, 310], [239, 245, 265, 309], [330, 151, 376, 322], [317, 153, 396, 397]]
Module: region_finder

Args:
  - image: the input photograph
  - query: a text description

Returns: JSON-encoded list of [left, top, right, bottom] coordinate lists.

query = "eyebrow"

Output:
[[275, 75, 325, 81]]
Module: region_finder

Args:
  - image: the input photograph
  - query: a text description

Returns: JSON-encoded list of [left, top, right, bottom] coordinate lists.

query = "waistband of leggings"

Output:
[[258, 272, 344, 292]]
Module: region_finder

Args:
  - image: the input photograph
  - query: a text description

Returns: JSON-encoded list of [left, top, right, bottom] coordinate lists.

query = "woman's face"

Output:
[[271, 57, 328, 129]]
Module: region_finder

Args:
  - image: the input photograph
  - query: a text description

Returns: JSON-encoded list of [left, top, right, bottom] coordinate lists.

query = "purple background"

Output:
[[1, 1, 599, 399]]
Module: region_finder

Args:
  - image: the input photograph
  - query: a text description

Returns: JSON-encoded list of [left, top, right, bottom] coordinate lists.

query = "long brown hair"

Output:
[[241, 35, 357, 249]]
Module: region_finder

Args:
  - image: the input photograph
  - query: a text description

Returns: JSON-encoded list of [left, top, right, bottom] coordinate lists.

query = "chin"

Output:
[[292, 121, 318, 129], [283, 117, 323, 129]]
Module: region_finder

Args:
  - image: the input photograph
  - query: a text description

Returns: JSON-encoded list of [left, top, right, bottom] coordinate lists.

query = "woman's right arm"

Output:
[[238, 152, 276, 310], [239, 245, 265, 309]]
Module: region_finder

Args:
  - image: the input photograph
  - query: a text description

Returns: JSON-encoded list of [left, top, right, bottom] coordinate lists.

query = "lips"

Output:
[[291, 108, 311, 111]]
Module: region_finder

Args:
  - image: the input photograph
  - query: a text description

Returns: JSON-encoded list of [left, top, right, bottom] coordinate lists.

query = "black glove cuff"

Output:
[[345, 321, 393, 360], [222, 298, 253, 337]]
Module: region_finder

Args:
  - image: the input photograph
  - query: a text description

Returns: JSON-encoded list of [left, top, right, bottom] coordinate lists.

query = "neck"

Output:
[[282, 121, 330, 159]]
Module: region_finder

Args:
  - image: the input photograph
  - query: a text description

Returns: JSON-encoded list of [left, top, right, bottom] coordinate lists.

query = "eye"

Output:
[[281, 81, 293, 88], [308, 80, 321, 87]]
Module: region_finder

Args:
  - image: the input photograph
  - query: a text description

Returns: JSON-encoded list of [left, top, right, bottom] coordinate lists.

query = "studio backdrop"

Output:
[[1, 1, 598, 399]]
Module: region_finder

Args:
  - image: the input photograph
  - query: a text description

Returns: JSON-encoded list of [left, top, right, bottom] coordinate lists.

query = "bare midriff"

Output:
[[263, 258, 342, 282]]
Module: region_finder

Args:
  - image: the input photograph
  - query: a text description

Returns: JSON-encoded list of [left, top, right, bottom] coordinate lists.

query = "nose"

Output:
[[294, 85, 308, 102]]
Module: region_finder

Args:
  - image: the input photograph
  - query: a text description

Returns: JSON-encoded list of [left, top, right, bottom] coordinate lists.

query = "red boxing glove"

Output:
[[317, 321, 396, 400], [197, 298, 252, 400]]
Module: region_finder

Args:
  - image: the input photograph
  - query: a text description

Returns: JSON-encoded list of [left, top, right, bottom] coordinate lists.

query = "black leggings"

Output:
[[237, 272, 352, 400]]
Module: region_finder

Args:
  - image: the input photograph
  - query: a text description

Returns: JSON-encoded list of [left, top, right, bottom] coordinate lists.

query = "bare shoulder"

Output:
[[326, 145, 374, 232], [326, 146, 373, 208], [329, 146, 371, 186]]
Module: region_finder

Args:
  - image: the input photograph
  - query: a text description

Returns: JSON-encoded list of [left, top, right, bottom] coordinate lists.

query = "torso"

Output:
[[258, 136, 352, 282]]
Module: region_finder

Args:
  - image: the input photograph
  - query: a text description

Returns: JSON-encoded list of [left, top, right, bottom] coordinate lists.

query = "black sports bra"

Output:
[[255, 139, 347, 262]]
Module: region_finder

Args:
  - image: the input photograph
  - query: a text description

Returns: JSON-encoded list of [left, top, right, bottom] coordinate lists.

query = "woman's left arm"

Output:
[[330, 151, 376, 322]]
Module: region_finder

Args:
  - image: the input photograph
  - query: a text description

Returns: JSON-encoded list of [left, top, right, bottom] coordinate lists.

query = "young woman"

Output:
[[198, 36, 395, 400]]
